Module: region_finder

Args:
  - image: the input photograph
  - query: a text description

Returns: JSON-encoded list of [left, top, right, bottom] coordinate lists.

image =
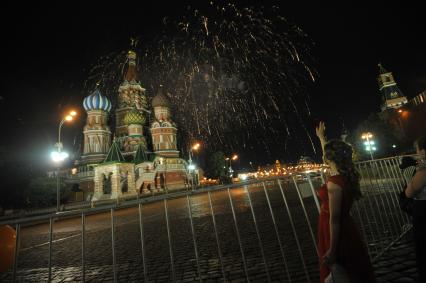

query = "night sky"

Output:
[[1, 1, 425, 172]]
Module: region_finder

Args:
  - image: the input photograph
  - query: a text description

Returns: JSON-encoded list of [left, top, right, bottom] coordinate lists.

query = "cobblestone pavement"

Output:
[[374, 231, 420, 283], [0, 181, 420, 282]]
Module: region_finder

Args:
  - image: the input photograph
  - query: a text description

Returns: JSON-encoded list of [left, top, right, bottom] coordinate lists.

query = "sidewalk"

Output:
[[375, 230, 420, 282]]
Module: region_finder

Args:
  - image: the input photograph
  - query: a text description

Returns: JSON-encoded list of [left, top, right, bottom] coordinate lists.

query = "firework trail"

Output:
[[84, 2, 316, 159]]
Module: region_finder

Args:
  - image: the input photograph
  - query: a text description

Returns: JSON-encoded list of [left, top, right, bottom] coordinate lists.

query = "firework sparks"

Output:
[[84, 2, 316, 158]]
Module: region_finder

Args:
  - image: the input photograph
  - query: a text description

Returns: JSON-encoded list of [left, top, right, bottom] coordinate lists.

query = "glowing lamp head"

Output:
[[65, 115, 73, 122], [70, 110, 77, 116], [51, 151, 69, 162], [361, 132, 373, 140], [188, 164, 196, 171], [232, 154, 238, 161], [192, 143, 201, 150]]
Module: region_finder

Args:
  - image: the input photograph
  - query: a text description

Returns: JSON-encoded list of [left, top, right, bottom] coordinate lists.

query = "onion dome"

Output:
[[83, 89, 112, 112], [152, 85, 170, 108], [123, 108, 145, 125]]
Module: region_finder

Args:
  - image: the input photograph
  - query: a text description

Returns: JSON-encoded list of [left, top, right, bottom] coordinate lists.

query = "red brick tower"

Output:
[[150, 85, 179, 158], [116, 50, 148, 152]]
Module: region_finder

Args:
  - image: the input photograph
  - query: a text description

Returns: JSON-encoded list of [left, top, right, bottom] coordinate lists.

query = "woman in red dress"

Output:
[[316, 122, 377, 283]]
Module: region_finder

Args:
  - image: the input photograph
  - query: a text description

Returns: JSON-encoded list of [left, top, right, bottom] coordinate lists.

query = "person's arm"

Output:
[[405, 168, 426, 198], [315, 121, 327, 161], [324, 181, 343, 264]]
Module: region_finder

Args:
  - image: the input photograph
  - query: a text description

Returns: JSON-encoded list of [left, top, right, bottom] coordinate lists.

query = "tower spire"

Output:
[[124, 50, 138, 81], [377, 63, 407, 111], [103, 138, 125, 163], [378, 63, 388, 74]]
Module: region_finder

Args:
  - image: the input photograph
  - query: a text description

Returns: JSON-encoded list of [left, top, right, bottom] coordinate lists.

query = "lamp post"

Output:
[[361, 132, 376, 161], [397, 109, 408, 137], [51, 110, 77, 212], [249, 161, 255, 171], [188, 143, 201, 190], [225, 154, 238, 178], [188, 142, 200, 165]]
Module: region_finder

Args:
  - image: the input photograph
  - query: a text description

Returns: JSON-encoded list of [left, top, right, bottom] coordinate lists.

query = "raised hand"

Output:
[[316, 121, 326, 141]]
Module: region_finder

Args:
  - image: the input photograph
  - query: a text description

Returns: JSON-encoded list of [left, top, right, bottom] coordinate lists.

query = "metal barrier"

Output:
[[354, 156, 413, 261], [0, 156, 412, 282]]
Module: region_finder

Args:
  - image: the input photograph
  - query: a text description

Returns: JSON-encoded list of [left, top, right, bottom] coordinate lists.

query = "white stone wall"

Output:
[[92, 163, 136, 201]]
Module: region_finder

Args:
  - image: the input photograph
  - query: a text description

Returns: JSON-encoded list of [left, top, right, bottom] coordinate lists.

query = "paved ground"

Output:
[[0, 180, 421, 282], [374, 232, 420, 283]]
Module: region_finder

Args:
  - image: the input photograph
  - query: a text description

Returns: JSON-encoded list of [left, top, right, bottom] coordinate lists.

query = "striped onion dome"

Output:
[[83, 89, 112, 112], [152, 85, 170, 108], [123, 108, 145, 125]]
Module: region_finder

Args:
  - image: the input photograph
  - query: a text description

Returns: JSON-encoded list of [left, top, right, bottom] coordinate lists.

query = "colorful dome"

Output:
[[83, 89, 112, 112], [152, 85, 170, 108], [124, 109, 145, 125]]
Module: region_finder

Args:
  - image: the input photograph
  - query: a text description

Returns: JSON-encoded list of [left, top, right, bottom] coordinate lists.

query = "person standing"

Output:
[[315, 121, 377, 283], [405, 136, 426, 283]]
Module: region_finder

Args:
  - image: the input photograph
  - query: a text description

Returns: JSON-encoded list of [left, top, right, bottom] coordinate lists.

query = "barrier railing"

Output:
[[354, 156, 414, 260], [0, 156, 412, 282]]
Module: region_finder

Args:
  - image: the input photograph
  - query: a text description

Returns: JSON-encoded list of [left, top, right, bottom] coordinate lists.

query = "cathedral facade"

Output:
[[72, 50, 189, 202]]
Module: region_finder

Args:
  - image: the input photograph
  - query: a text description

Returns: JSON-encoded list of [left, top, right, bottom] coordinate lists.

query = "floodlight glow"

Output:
[[392, 144, 396, 148], [240, 174, 248, 181], [51, 151, 69, 162], [70, 111, 77, 116], [188, 164, 196, 171], [65, 115, 73, 121]]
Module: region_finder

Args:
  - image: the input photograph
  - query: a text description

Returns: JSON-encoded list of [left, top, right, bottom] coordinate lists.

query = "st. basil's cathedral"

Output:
[[72, 50, 189, 202]]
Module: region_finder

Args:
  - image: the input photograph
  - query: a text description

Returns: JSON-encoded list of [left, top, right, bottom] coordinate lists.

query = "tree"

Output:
[[206, 151, 229, 183], [348, 113, 401, 160], [25, 177, 71, 208]]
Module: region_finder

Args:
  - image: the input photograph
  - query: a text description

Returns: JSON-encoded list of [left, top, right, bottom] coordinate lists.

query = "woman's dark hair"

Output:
[[324, 139, 362, 200], [414, 135, 426, 151]]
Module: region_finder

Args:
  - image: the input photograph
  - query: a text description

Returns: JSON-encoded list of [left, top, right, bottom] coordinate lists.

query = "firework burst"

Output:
[[84, 2, 316, 159]]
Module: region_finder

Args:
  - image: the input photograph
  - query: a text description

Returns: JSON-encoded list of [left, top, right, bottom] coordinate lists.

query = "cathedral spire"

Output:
[[124, 50, 138, 82], [104, 138, 125, 163]]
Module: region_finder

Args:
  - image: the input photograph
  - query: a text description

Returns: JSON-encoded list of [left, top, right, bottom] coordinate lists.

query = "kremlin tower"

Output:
[[378, 63, 408, 111], [81, 88, 112, 164]]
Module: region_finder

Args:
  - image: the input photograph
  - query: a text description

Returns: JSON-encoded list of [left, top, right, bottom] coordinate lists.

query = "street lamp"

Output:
[[188, 143, 201, 190], [225, 154, 238, 178], [188, 142, 201, 164], [51, 110, 77, 212], [361, 132, 376, 161], [249, 161, 255, 171]]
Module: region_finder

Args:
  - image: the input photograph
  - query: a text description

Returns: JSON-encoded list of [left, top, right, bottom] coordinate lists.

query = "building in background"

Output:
[[377, 64, 426, 147], [67, 50, 189, 202], [378, 63, 408, 112]]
